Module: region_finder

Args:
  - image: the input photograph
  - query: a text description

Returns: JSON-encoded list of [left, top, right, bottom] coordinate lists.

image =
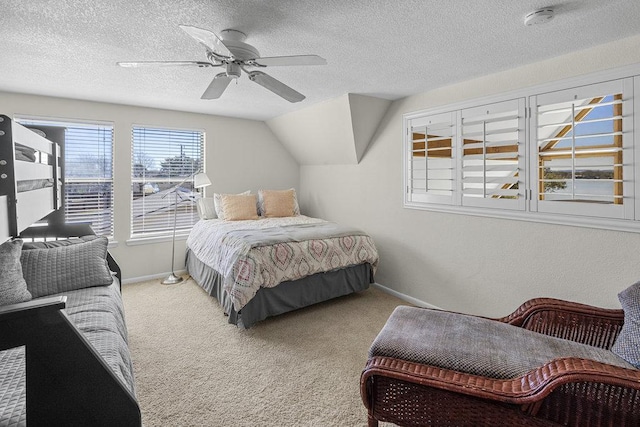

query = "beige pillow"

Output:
[[259, 189, 296, 218], [221, 194, 259, 221], [214, 191, 250, 220], [258, 188, 300, 216]]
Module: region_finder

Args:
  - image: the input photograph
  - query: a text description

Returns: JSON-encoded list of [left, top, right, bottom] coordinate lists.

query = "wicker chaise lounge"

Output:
[[361, 293, 640, 427]]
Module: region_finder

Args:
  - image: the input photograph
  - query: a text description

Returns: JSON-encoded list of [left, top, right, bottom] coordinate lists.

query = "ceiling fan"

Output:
[[117, 25, 326, 103]]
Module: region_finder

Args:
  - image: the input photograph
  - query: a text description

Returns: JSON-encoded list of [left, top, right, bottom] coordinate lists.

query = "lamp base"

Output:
[[161, 273, 184, 285]]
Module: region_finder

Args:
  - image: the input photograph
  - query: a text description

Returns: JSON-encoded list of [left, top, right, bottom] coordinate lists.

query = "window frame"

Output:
[[403, 63, 640, 233], [129, 124, 205, 240], [14, 115, 115, 238], [530, 78, 634, 220]]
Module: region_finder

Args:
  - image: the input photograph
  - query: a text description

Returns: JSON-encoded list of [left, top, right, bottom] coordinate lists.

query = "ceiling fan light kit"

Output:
[[117, 24, 326, 103], [524, 8, 555, 26]]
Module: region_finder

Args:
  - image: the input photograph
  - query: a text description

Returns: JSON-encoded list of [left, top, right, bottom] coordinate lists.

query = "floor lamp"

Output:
[[161, 171, 212, 285]]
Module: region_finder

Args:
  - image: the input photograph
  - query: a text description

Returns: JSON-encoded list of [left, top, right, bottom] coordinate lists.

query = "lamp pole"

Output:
[[161, 185, 183, 285], [161, 170, 211, 285]]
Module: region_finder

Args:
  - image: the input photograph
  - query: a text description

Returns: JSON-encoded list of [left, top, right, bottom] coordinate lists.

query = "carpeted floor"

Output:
[[122, 278, 407, 426]]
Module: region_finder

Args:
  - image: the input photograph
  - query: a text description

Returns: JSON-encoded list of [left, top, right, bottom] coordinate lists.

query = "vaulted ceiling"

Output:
[[2, 1, 640, 121]]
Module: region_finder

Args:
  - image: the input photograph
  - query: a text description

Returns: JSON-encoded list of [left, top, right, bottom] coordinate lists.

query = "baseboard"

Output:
[[371, 283, 441, 310], [122, 270, 188, 285], [123, 274, 440, 312]]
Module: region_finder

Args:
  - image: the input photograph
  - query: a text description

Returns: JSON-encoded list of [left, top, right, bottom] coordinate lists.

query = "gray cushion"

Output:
[[612, 281, 640, 368], [370, 306, 634, 379], [20, 236, 113, 298], [0, 240, 32, 306], [0, 347, 26, 426], [0, 280, 135, 426]]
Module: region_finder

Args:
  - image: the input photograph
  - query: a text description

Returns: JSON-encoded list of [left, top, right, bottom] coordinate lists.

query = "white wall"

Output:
[[0, 92, 299, 281], [298, 34, 640, 317]]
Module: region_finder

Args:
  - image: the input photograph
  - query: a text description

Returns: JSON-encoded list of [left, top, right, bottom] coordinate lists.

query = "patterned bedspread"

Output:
[[186, 216, 379, 311]]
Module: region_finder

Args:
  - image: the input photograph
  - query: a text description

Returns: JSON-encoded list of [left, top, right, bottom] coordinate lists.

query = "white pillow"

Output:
[[214, 191, 251, 220], [196, 197, 217, 219]]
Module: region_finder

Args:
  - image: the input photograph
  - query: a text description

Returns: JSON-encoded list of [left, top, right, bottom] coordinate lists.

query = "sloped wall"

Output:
[[266, 94, 391, 165]]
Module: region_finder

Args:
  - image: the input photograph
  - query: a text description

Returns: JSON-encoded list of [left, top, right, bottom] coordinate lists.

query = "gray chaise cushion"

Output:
[[0, 240, 31, 306], [370, 306, 634, 379], [20, 236, 113, 298]]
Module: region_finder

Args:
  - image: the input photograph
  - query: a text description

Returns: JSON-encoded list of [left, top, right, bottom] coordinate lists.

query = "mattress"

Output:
[[186, 215, 379, 313]]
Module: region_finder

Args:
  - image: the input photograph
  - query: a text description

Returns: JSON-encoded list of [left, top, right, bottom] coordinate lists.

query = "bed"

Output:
[[186, 214, 379, 328], [0, 114, 62, 241]]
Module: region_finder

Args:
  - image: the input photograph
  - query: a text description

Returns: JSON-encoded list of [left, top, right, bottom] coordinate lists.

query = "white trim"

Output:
[[121, 269, 188, 285], [125, 233, 189, 246], [371, 282, 441, 310]]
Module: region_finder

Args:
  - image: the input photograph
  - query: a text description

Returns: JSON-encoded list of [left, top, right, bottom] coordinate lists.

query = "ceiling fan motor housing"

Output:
[[220, 29, 260, 60], [226, 63, 241, 79]]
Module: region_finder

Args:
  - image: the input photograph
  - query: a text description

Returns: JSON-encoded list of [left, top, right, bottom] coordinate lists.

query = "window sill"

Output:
[[125, 233, 190, 246], [404, 201, 640, 234]]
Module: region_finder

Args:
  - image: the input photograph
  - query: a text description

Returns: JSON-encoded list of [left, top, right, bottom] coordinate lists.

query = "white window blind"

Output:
[[532, 78, 633, 220], [461, 99, 526, 210], [406, 111, 456, 205], [131, 126, 204, 237], [15, 117, 114, 237]]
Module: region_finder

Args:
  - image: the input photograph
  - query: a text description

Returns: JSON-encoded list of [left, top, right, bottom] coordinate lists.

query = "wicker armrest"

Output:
[[362, 355, 640, 404], [361, 355, 640, 426], [497, 298, 624, 349]]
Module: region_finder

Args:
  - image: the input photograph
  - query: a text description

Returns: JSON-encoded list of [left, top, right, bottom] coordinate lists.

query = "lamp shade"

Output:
[[194, 172, 212, 189]]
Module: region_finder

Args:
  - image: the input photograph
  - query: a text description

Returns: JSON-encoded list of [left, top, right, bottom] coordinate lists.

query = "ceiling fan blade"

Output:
[[248, 71, 305, 103], [179, 25, 232, 59], [117, 61, 215, 68], [201, 73, 233, 99], [252, 55, 327, 67]]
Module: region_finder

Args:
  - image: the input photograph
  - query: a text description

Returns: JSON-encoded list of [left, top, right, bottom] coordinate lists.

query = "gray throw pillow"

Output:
[[21, 235, 96, 250], [0, 240, 32, 306], [20, 236, 113, 298], [612, 281, 640, 368]]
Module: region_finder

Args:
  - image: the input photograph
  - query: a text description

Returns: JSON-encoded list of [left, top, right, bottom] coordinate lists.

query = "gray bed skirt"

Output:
[[185, 249, 373, 328]]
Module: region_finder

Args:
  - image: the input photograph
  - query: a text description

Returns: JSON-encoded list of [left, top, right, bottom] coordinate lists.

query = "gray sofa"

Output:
[[0, 231, 140, 426]]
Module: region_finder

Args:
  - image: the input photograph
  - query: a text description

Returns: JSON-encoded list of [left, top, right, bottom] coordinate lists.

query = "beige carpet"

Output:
[[122, 278, 407, 426]]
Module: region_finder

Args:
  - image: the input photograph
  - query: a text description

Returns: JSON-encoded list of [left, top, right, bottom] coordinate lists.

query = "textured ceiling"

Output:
[[2, 1, 640, 121]]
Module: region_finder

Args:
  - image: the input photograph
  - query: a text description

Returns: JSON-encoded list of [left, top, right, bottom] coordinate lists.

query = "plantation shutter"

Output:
[[405, 111, 456, 205], [16, 118, 114, 237], [460, 99, 526, 210], [532, 78, 633, 219], [131, 126, 204, 237]]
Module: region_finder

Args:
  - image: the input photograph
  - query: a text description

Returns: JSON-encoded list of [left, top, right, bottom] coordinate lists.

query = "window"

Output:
[[15, 117, 114, 237], [403, 70, 640, 232], [407, 111, 456, 205], [461, 99, 525, 210], [405, 99, 525, 211], [131, 126, 204, 238], [531, 78, 633, 220]]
